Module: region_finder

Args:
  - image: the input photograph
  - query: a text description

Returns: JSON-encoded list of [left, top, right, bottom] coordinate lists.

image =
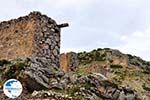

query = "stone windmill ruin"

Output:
[[0, 11, 68, 67], [0, 11, 68, 91]]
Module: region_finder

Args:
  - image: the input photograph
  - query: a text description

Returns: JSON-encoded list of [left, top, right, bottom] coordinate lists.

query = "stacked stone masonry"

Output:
[[0, 11, 68, 67], [60, 52, 79, 72]]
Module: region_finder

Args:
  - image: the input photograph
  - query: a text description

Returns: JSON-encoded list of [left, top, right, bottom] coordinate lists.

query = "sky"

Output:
[[0, 0, 150, 61]]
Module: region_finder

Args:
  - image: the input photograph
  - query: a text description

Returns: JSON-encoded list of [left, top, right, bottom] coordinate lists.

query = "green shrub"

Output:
[[142, 70, 150, 74], [0, 59, 10, 66], [104, 48, 110, 50], [77, 50, 106, 65], [67, 85, 80, 96], [142, 67, 150, 74], [142, 83, 150, 91], [97, 48, 102, 51], [127, 54, 134, 59], [103, 80, 118, 88], [110, 64, 123, 69], [2, 59, 29, 79]]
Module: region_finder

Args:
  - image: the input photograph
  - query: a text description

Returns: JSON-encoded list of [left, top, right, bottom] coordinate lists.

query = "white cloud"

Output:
[[0, 0, 150, 61], [118, 27, 150, 61], [55, 0, 92, 8]]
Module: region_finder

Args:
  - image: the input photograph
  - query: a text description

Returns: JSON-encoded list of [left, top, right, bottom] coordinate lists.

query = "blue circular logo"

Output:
[[3, 79, 23, 98]]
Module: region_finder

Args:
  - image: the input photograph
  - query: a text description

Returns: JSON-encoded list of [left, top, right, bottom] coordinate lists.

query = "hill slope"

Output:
[[0, 48, 150, 100], [75, 48, 150, 98]]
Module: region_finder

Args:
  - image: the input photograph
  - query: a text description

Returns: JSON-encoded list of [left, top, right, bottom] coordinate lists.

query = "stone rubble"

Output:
[[29, 73, 141, 100]]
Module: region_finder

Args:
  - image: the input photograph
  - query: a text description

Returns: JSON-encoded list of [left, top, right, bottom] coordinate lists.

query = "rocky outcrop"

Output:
[[60, 52, 79, 72], [76, 48, 150, 99], [77, 48, 150, 69], [0, 58, 70, 98], [0, 58, 141, 100], [30, 73, 140, 100]]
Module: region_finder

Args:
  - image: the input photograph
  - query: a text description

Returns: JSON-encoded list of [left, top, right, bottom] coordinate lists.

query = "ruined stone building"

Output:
[[0, 11, 68, 67]]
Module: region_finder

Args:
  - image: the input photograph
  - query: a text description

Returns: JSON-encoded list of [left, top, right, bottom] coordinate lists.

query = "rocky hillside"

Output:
[[75, 48, 150, 99], [1, 48, 150, 99], [59, 48, 150, 100], [0, 58, 143, 100], [77, 48, 150, 69]]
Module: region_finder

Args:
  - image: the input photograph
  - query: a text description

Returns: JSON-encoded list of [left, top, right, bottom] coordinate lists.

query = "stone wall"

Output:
[[60, 52, 79, 72], [0, 11, 67, 67]]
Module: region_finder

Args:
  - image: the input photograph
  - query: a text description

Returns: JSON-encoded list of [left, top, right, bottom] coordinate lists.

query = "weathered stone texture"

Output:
[[0, 11, 61, 67], [0, 16, 35, 60], [60, 52, 79, 72]]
